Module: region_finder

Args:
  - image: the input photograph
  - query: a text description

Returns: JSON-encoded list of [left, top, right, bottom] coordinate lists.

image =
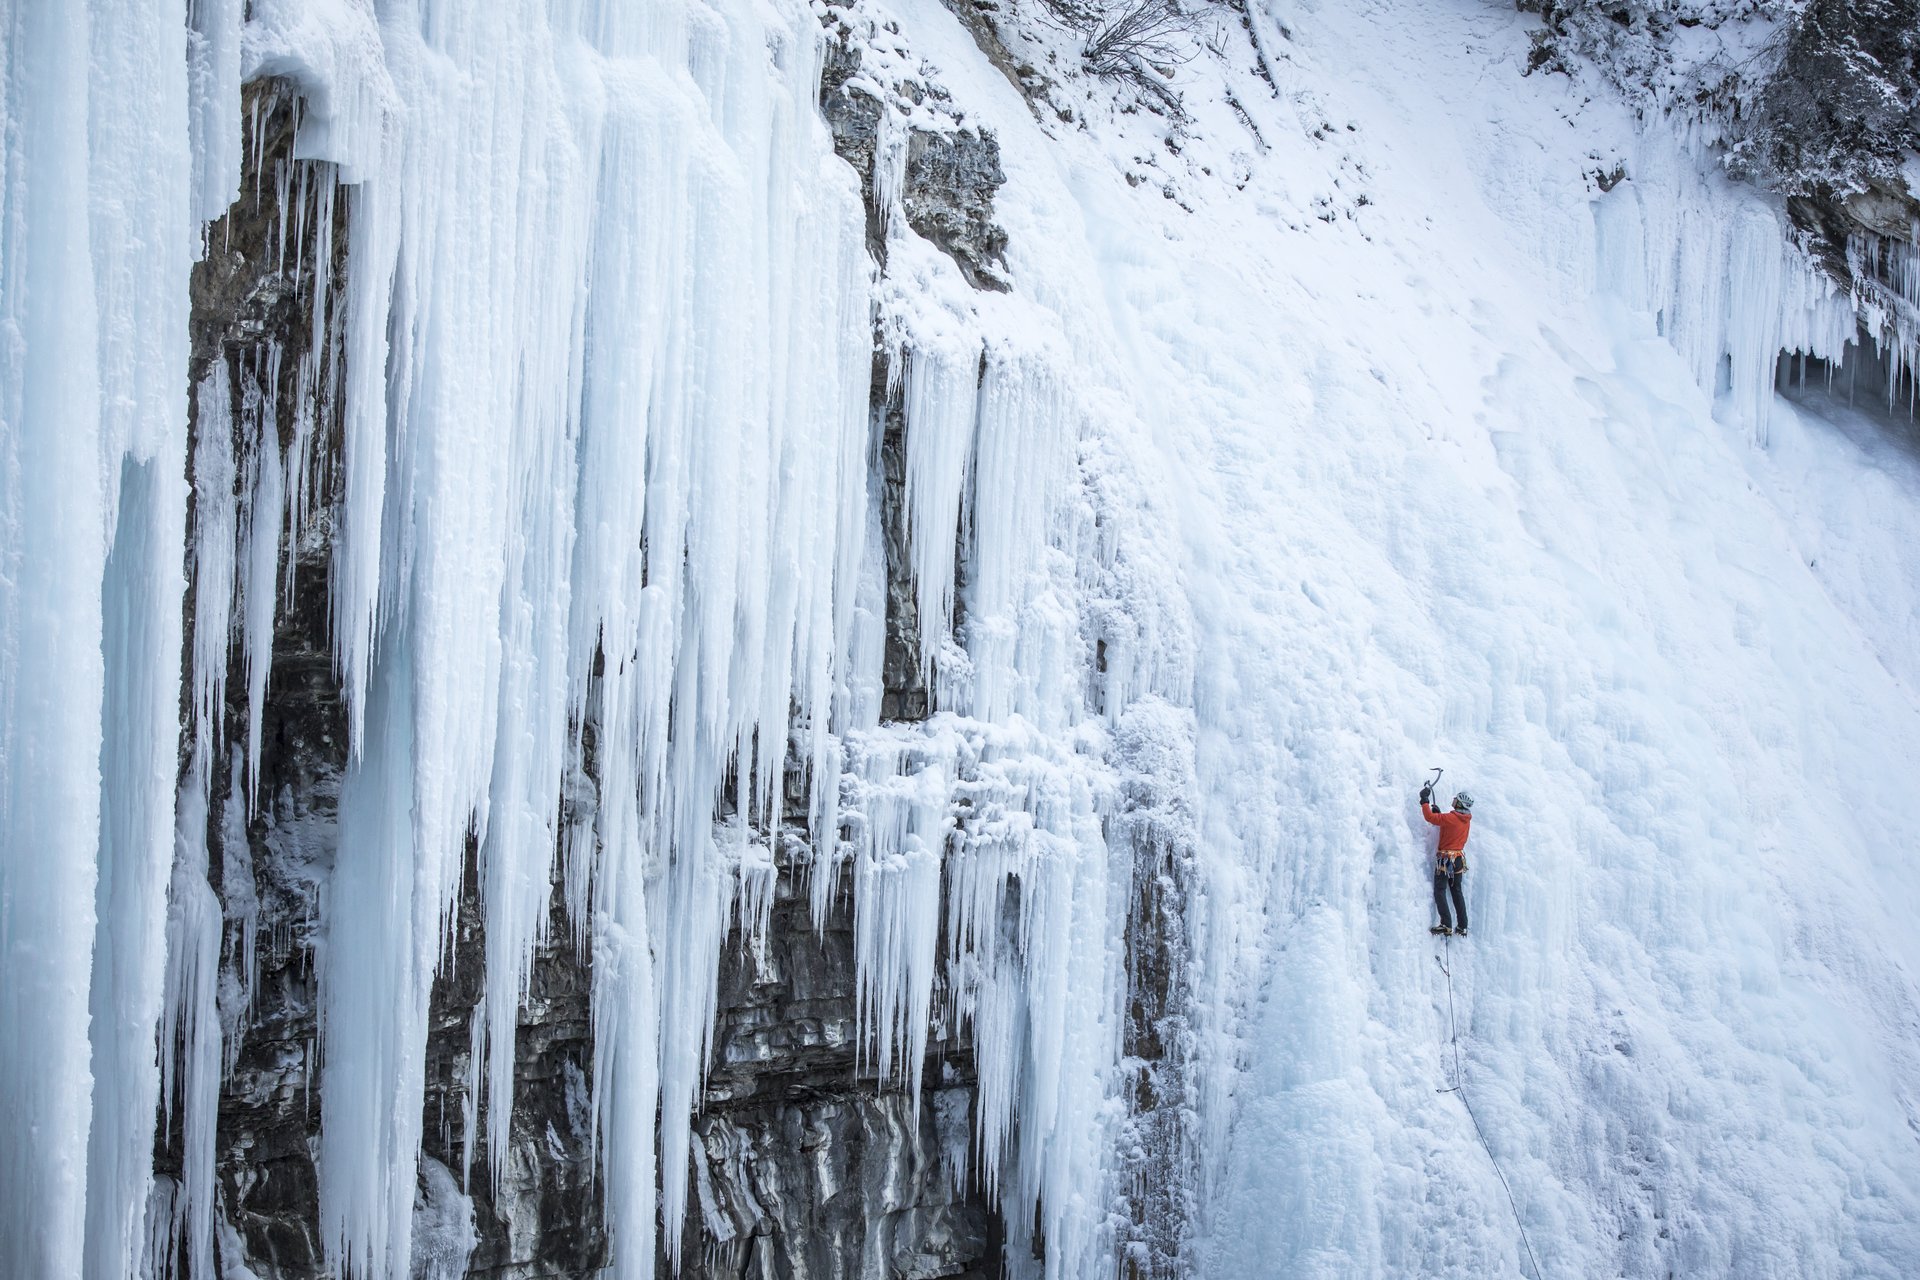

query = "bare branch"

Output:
[[1080, 0, 1203, 78]]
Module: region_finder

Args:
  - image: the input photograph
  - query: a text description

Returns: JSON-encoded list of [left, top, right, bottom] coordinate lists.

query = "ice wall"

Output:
[[0, 2, 199, 1276], [8, 0, 1919, 1277], [1591, 139, 1860, 446], [5, 0, 1140, 1270], [217, 0, 1122, 1274]]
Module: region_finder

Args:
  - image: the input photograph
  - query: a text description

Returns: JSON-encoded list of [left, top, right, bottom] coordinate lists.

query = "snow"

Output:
[[847, 0, 1920, 1273], [6, 0, 1920, 1277]]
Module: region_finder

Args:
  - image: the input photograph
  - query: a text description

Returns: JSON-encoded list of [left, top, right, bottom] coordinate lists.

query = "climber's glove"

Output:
[[1419, 784, 1433, 805]]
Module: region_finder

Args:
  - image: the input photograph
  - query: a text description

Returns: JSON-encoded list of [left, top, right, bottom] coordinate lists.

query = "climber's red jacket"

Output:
[[1422, 802, 1471, 854]]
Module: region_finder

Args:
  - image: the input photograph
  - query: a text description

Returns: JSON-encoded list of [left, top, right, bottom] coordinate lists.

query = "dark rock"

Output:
[[174, 76, 346, 1280], [821, 39, 888, 264], [676, 830, 997, 1279], [903, 129, 1012, 293], [875, 360, 933, 723], [1522, 0, 1920, 293], [820, 27, 1013, 293]]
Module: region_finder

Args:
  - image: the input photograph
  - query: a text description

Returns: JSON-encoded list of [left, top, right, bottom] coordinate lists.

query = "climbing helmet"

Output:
[[1451, 792, 1474, 813]]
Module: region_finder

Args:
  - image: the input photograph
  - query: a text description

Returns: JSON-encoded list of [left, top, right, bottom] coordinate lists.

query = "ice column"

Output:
[[297, 0, 869, 1274], [318, 646, 429, 1280], [1591, 141, 1856, 444], [845, 308, 1126, 1275], [851, 740, 953, 1104], [1, 3, 196, 1277], [903, 343, 983, 687], [964, 351, 1080, 727], [0, 22, 109, 1273], [1850, 232, 1920, 403]]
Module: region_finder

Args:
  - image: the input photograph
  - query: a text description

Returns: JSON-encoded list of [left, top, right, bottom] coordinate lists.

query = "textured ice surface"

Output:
[[5, 0, 1920, 1277], [863, 0, 1920, 1274]]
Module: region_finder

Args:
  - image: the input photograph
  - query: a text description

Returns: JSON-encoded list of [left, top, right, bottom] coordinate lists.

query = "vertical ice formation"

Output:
[[236, 1, 874, 1274], [1850, 231, 1920, 404], [22, 1, 1211, 1277], [1592, 140, 1858, 444], [187, 0, 244, 222], [853, 163, 1139, 1263], [840, 705, 1127, 1280], [0, 2, 198, 1277], [902, 341, 982, 685], [410, 1156, 479, 1280], [154, 776, 225, 1280]]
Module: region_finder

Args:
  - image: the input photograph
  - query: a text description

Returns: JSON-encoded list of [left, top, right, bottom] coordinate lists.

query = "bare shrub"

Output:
[[1041, 0, 1205, 81]]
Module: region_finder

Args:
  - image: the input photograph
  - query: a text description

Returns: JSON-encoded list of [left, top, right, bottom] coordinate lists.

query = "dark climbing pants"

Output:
[[1433, 860, 1466, 932]]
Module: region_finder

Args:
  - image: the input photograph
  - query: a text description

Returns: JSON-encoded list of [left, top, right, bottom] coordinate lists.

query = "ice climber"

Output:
[[1422, 783, 1473, 936]]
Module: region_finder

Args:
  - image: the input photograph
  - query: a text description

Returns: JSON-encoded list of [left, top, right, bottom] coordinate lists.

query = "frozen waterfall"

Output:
[[5, 0, 1920, 1277]]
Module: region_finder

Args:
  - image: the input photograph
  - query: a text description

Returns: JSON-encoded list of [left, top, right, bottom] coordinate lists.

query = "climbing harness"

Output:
[[1433, 935, 1544, 1280]]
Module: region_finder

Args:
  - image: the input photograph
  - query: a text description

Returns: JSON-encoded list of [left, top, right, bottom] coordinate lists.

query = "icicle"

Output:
[[964, 351, 1081, 726], [2, 2, 196, 1276], [191, 361, 239, 770], [410, 1157, 478, 1280], [851, 738, 953, 1104], [1591, 138, 1856, 445], [221, 0, 885, 1272], [153, 775, 224, 1280], [903, 343, 983, 687], [316, 643, 430, 1280], [461, 1006, 483, 1189], [218, 751, 260, 1067], [186, 0, 243, 225], [90, 456, 195, 1280], [240, 352, 284, 806]]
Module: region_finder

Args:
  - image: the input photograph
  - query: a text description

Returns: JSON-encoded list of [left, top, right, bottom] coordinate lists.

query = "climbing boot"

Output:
[[1429, 925, 1452, 936]]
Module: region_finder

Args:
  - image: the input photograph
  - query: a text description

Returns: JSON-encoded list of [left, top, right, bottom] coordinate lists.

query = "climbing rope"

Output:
[[1434, 936, 1544, 1280]]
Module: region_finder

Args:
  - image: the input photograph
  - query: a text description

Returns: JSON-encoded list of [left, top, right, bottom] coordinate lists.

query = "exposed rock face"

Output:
[[903, 129, 1012, 293], [877, 380, 935, 724], [819, 26, 1013, 291], [677, 832, 997, 1278], [424, 864, 606, 1277], [821, 38, 889, 262]]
